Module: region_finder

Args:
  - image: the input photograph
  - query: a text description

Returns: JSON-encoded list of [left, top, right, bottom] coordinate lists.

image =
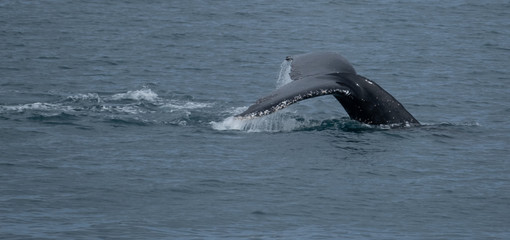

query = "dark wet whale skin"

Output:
[[237, 52, 420, 126]]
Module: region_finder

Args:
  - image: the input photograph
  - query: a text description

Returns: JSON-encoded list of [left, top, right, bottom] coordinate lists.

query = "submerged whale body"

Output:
[[236, 52, 420, 126]]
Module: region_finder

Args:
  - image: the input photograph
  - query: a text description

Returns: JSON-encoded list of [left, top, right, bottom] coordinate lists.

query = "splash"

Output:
[[66, 93, 101, 103], [211, 115, 307, 132], [211, 59, 328, 132], [0, 88, 214, 127], [211, 59, 311, 132], [111, 88, 159, 102], [211, 107, 316, 132], [161, 101, 212, 110], [275, 59, 293, 88], [0, 102, 74, 113]]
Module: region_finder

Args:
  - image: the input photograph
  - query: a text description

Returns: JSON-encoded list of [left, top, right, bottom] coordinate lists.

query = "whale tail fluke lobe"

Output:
[[236, 52, 419, 126], [236, 73, 351, 119]]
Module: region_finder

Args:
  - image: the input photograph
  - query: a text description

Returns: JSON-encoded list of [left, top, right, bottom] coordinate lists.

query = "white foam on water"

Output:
[[211, 108, 310, 133], [66, 93, 102, 102], [0, 102, 74, 113], [111, 88, 159, 102], [161, 101, 212, 110], [99, 105, 145, 114]]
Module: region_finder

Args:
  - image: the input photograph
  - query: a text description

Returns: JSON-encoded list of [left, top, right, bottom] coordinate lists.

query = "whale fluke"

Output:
[[236, 52, 419, 126]]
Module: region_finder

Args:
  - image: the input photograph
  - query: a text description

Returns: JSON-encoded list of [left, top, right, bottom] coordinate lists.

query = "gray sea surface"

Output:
[[1, 1, 509, 239]]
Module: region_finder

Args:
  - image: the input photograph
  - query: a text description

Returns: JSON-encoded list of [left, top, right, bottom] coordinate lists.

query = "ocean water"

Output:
[[1, 1, 509, 239]]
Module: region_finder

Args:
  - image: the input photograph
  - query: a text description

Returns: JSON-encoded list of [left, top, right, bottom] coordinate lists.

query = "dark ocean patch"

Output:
[[27, 112, 79, 125]]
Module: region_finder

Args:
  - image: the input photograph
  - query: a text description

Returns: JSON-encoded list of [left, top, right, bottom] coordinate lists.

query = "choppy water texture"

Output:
[[1, 1, 510, 239]]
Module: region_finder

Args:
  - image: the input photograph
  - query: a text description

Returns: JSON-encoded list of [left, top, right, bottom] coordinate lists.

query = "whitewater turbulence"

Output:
[[211, 106, 316, 132], [211, 60, 316, 132], [0, 88, 213, 126]]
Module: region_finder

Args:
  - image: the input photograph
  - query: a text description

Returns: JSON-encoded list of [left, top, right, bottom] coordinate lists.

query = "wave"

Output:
[[161, 101, 212, 110], [111, 88, 159, 102], [0, 88, 213, 127], [65, 93, 102, 103], [27, 112, 79, 125], [0, 102, 74, 112], [0, 88, 212, 112]]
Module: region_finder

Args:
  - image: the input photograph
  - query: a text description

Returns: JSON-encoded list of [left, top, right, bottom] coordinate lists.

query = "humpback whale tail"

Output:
[[236, 52, 419, 126]]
